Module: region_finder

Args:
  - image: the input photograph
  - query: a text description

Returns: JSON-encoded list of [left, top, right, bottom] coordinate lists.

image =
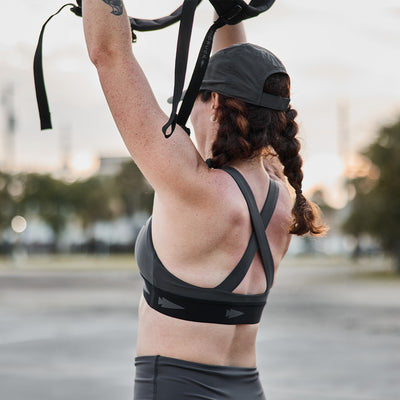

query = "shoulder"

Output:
[[266, 178, 293, 260], [155, 166, 244, 221]]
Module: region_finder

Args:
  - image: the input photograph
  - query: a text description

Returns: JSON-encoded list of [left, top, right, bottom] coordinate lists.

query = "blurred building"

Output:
[[97, 156, 131, 176]]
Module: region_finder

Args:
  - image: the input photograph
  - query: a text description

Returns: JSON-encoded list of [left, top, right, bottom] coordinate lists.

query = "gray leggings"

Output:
[[134, 355, 266, 400]]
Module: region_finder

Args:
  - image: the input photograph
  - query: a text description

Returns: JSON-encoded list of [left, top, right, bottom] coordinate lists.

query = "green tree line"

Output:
[[0, 160, 154, 252], [343, 115, 400, 273]]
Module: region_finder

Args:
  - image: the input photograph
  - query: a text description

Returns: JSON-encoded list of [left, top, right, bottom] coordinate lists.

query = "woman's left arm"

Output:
[[82, 0, 208, 201]]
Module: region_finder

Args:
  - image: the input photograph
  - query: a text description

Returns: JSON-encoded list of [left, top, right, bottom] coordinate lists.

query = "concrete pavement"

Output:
[[0, 256, 399, 400]]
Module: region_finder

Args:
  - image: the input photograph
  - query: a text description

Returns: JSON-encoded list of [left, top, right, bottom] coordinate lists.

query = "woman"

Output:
[[82, 1, 326, 399]]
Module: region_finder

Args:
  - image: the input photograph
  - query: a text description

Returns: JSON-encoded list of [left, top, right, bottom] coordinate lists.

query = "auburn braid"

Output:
[[269, 107, 326, 235], [200, 73, 327, 236], [202, 92, 271, 169]]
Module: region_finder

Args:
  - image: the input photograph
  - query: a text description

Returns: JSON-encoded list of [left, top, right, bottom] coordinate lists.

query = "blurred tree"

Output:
[[0, 160, 154, 253], [310, 188, 335, 218], [68, 176, 115, 229], [0, 172, 13, 235], [114, 160, 154, 215], [21, 173, 70, 250], [343, 116, 400, 272], [67, 176, 116, 252]]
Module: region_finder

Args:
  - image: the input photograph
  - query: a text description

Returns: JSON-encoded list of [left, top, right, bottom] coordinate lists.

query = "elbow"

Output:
[[87, 44, 117, 68], [87, 41, 131, 69]]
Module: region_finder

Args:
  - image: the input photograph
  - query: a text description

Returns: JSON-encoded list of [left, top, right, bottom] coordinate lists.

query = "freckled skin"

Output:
[[83, 0, 293, 368]]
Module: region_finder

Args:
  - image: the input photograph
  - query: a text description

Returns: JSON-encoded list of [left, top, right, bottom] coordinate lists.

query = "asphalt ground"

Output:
[[0, 255, 399, 400]]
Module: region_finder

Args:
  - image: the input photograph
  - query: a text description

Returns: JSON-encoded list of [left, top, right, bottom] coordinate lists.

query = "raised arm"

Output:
[[212, 12, 247, 54], [82, 0, 207, 201]]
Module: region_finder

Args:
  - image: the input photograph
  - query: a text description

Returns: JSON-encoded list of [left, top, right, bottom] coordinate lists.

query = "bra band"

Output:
[[142, 277, 266, 325]]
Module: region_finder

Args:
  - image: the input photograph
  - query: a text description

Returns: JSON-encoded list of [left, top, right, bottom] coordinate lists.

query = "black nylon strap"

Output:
[[161, 0, 200, 137], [170, 3, 249, 136], [216, 175, 279, 292], [174, 17, 226, 134], [129, 2, 199, 32], [211, 0, 275, 25], [222, 167, 278, 290], [170, 0, 276, 134], [34, 0, 275, 132], [33, 1, 196, 132], [33, 3, 76, 130]]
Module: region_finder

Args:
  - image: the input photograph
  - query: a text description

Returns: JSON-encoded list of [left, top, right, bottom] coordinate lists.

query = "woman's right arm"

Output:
[[212, 12, 247, 54], [82, 0, 209, 203]]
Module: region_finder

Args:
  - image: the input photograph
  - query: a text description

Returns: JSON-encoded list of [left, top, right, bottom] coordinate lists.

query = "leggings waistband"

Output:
[[134, 355, 265, 400], [135, 355, 257, 373]]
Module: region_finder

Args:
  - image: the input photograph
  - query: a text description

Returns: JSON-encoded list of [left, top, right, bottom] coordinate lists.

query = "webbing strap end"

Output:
[[162, 118, 177, 138]]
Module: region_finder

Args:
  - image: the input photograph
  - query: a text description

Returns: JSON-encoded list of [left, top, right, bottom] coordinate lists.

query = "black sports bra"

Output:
[[134, 167, 279, 324]]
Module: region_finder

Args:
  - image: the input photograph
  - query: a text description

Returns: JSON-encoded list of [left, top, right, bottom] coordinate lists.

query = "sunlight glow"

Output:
[[303, 153, 345, 190], [70, 153, 99, 175], [11, 215, 27, 234], [302, 153, 347, 208]]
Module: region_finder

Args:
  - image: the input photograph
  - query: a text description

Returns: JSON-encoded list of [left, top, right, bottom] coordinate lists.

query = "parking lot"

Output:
[[1, 255, 399, 400]]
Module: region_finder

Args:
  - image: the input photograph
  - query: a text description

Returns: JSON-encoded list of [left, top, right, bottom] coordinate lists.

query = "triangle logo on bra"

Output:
[[225, 308, 245, 319], [158, 297, 185, 310]]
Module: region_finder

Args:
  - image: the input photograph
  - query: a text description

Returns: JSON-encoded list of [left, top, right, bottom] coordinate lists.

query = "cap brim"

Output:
[[167, 89, 187, 104]]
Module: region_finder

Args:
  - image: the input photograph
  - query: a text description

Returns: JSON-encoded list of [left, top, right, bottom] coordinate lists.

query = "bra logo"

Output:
[[158, 297, 185, 310], [225, 309, 244, 319]]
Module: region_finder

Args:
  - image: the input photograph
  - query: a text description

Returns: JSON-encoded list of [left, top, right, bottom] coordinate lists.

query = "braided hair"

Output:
[[200, 73, 327, 236]]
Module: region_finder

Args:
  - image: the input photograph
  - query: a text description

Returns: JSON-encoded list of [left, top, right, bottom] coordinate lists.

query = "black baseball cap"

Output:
[[199, 43, 290, 111]]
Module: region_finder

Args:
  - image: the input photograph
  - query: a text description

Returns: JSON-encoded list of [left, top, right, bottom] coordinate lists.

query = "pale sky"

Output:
[[1, 0, 399, 207]]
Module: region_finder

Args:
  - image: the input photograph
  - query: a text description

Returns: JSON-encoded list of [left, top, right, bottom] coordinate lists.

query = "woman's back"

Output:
[[82, 5, 326, 397], [136, 162, 292, 367]]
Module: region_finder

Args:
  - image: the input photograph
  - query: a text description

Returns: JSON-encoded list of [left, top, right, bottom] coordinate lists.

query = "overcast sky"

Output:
[[1, 0, 399, 206]]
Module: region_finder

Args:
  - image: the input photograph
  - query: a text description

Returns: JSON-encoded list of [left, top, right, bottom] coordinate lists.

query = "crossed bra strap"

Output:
[[221, 167, 279, 292]]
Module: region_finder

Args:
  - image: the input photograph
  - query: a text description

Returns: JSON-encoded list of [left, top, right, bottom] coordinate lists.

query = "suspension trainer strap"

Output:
[[33, 1, 199, 132], [129, 4, 188, 32], [161, 0, 201, 138], [210, 0, 275, 24], [34, 0, 276, 132], [174, 4, 247, 136], [173, 20, 224, 135], [33, 3, 78, 130], [166, 0, 277, 136]]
